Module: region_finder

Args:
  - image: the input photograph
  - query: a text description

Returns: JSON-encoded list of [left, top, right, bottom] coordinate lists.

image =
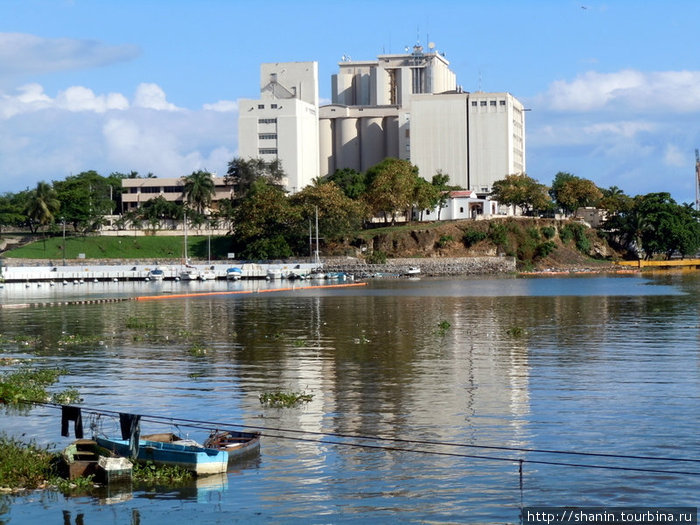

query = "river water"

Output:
[[0, 274, 698, 524]]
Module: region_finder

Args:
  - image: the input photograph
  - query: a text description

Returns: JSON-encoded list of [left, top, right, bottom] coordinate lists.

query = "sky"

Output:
[[2, 0, 699, 204]]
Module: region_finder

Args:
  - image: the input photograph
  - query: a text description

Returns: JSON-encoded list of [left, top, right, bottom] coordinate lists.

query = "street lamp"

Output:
[[61, 218, 66, 266]]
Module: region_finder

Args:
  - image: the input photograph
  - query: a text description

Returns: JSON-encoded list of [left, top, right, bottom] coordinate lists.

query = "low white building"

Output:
[[415, 190, 500, 221]]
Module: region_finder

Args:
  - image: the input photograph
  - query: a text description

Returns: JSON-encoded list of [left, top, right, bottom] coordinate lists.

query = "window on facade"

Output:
[[258, 118, 277, 124], [480, 101, 487, 106], [490, 100, 497, 106], [258, 104, 264, 109], [500, 100, 506, 106], [459, 207, 464, 213], [259, 134, 277, 140], [142, 187, 161, 194], [163, 186, 183, 193], [271, 104, 277, 109], [259, 148, 278, 155], [471, 101, 477, 107]]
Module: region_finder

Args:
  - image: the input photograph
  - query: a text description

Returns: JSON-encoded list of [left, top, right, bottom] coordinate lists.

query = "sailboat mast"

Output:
[[315, 206, 320, 265]]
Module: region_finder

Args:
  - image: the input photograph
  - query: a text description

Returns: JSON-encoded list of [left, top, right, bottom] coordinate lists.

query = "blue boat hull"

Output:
[[96, 436, 228, 476]]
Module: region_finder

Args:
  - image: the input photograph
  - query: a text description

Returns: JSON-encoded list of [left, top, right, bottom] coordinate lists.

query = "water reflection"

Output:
[[0, 275, 698, 523]]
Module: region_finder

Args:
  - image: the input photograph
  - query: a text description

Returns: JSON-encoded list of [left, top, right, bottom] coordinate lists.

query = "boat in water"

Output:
[[147, 267, 165, 281], [226, 267, 243, 280], [96, 435, 229, 476], [144, 430, 261, 464], [179, 266, 201, 281], [198, 268, 217, 281]]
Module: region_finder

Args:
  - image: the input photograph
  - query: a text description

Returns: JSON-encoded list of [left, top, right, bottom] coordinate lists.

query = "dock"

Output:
[[614, 259, 700, 270]]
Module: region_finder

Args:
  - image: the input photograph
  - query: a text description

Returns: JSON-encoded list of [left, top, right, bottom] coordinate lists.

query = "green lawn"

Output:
[[2, 235, 233, 260]]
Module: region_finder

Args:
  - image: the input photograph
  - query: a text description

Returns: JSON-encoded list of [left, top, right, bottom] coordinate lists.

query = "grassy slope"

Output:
[[1, 235, 233, 260]]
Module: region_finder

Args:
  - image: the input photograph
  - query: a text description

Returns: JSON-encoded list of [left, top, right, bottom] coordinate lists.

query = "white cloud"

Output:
[[0, 32, 140, 77], [0, 82, 237, 191], [56, 86, 129, 113], [203, 100, 238, 112], [133, 83, 179, 111], [539, 69, 700, 113], [663, 144, 686, 168]]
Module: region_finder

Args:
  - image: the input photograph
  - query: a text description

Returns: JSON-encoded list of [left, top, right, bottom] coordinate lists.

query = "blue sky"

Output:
[[2, 0, 699, 204]]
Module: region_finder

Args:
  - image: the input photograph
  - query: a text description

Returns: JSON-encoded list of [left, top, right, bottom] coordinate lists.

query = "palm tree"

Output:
[[25, 181, 60, 233], [182, 170, 215, 215]]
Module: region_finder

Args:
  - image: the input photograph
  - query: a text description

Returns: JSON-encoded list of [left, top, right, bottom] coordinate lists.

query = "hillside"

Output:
[[338, 217, 620, 271]]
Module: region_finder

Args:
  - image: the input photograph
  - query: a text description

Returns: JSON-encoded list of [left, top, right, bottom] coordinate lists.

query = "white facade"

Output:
[[411, 91, 526, 194], [238, 62, 320, 193], [415, 191, 500, 222]]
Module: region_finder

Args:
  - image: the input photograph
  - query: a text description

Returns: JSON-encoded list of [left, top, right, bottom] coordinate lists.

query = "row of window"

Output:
[[471, 100, 507, 107], [130, 186, 184, 194], [259, 133, 277, 140], [258, 118, 277, 124], [258, 104, 279, 109], [259, 148, 278, 155]]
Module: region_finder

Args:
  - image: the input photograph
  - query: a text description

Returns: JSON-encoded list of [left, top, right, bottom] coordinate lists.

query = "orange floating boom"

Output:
[[134, 282, 368, 301]]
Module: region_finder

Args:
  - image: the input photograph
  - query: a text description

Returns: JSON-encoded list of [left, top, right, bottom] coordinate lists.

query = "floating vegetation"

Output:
[[505, 326, 527, 338], [435, 320, 451, 337], [259, 391, 314, 408], [0, 434, 57, 489], [0, 334, 41, 348], [125, 317, 156, 330], [187, 343, 210, 357], [0, 367, 78, 405], [57, 334, 104, 347], [353, 335, 370, 344], [132, 460, 193, 484]]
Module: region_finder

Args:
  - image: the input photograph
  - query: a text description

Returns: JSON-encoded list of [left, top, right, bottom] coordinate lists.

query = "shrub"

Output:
[[487, 223, 508, 247], [366, 250, 387, 264], [463, 230, 487, 247], [560, 223, 591, 253], [540, 226, 556, 239], [437, 234, 454, 248], [535, 241, 557, 259]]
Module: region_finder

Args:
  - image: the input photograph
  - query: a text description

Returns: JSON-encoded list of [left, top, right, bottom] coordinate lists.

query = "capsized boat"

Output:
[[96, 435, 228, 476]]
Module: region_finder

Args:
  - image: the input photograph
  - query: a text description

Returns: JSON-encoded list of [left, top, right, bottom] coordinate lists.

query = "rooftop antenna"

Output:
[[695, 148, 700, 212]]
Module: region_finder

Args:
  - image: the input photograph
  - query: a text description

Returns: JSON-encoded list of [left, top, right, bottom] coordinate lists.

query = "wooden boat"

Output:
[[61, 439, 110, 480], [203, 430, 261, 463], [144, 430, 261, 464], [96, 435, 228, 476]]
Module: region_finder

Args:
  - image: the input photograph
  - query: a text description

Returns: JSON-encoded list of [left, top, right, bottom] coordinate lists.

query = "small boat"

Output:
[[145, 430, 261, 464], [226, 267, 243, 281], [61, 439, 133, 484], [198, 269, 217, 281], [179, 266, 201, 281], [266, 268, 282, 280], [204, 430, 261, 464], [96, 435, 228, 476], [147, 267, 165, 281], [405, 266, 421, 276], [61, 439, 110, 480]]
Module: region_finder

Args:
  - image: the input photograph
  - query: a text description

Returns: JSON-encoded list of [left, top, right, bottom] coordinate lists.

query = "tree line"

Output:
[[1, 161, 698, 260]]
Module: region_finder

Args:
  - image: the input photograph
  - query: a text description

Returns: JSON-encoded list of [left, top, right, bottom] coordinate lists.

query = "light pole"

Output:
[[61, 218, 66, 266]]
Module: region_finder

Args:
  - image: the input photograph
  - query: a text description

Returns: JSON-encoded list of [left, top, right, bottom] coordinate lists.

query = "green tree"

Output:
[[225, 157, 285, 202], [138, 195, 182, 229], [182, 170, 215, 215], [413, 177, 441, 221], [599, 186, 633, 215], [53, 171, 113, 232], [431, 171, 462, 220], [364, 158, 421, 224], [327, 168, 367, 200], [24, 182, 60, 233], [233, 179, 300, 259], [290, 181, 367, 245], [490, 173, 550, 215], [0, 191, 30, 233], [550, 172, 603, 215]]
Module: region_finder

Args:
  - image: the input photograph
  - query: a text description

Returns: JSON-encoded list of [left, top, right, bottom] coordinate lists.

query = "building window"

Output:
[[163, 186, 183, 193], [459, 207, 464, 213], [258, 118, 277, 124], [480, 101, 487, 106], [259, 134, 277, 140], [258, 104, 264, 109], [259, 148, 278, 155], [490, 100, 497, 106], [271, 104, 277, 109], [471, 101, 477, 107], [500, 100, 506, 106], [142, 187, 161, 194]]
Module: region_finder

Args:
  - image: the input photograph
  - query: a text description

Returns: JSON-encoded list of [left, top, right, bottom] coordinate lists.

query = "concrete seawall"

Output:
[[323, 256, 516, 276]]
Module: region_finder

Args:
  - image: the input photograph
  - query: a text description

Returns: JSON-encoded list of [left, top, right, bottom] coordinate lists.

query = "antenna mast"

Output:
[[695, 149, 700, 212]]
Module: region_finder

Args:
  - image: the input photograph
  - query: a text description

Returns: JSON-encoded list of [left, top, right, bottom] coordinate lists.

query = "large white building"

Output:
[[239, 44, 525, 197], [238, 62, 320, 193]]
